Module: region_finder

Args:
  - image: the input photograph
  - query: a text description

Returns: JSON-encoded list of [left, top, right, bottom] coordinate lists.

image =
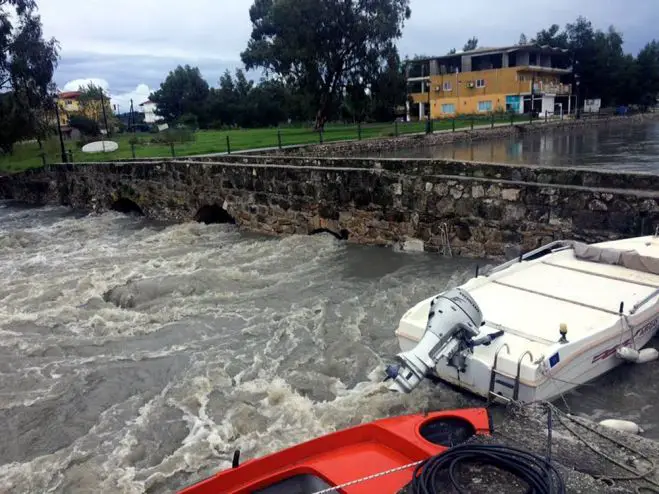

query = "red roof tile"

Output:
[[59, 91, 81, 99]]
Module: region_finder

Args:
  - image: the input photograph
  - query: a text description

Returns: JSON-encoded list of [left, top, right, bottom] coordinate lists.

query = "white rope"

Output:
[[310, 459, 423, 494]]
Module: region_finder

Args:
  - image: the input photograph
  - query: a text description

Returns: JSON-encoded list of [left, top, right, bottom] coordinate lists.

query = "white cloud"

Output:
[[62, 77, 152, 115], [63, 78, 109, 92]]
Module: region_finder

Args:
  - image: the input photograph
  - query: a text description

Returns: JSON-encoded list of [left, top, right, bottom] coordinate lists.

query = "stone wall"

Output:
[[1, 158, 658, 259]]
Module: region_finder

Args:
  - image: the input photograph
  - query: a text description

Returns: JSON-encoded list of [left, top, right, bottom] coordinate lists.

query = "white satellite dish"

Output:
[[81, 140, 119, 153]]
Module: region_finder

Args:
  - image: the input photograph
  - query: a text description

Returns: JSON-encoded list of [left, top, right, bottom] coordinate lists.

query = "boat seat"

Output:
[[572, 241, 659, 276], [253, 474, 333, 494]]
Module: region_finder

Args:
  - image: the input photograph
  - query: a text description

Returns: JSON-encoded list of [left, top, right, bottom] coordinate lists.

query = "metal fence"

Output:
[[2, 110, 581, 172]]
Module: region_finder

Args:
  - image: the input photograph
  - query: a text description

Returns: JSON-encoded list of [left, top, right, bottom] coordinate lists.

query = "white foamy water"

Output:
[[1, 202, 657, 493]]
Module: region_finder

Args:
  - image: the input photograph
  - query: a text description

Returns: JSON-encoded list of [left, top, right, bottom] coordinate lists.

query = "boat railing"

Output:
[[483, 240, 574, 277]]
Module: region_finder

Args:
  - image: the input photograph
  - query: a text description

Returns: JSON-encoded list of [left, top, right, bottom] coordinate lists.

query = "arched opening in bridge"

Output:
[[194, 204, 236, 225], [309, 228, 349, 241], [111, 198, 144, 216]]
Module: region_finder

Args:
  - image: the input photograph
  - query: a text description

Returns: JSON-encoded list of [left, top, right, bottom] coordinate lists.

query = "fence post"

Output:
[[511, 113, 514, 126], [131, 143, 136, 159], [170, 142, 176, 157], [491, 113, 495, 129], [529, 112, 533, 125], [545, 110, 548, 123], [395, 120, 399, 137], [470, 117, 474, 131], [452, 118, 455, 132], [358, 122, 362, 140], [277, 129, 282, 149], [40, 152, 46, 166], [319, 129, 323, 144], [226, 135, 231, 154], [68, 150, 73, 163]]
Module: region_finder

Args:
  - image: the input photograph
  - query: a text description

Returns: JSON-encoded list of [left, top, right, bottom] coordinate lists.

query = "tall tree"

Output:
[[518, 33, 528, 45], [463, 37, 479, 52], [369, 47, 407, 122], [532, 24, 568, 48], [0, 0, 59, 153], [635, 40, 659, 108], [77, 82, 116, 131], [241, 0, 411, 129], [149, 65, 210, 124]]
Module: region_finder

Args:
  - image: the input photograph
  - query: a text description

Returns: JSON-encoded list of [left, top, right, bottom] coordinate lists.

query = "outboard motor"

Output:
[[386, 288, 501, 393]]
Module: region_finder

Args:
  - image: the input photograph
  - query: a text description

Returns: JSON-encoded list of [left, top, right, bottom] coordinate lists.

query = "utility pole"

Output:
[[53, 95, 68, 163], [130, 99, 135, 134]]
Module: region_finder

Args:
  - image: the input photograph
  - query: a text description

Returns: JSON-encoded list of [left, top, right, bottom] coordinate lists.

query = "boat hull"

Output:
[[394, 235, 659, 404], [178, 408, 491, 494]]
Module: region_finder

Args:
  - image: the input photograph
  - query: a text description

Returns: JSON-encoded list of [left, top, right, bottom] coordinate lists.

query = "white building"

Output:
[[139, 100, 159, 123]]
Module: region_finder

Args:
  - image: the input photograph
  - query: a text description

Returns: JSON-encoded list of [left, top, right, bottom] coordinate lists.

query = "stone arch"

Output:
[[194, 204, 236, 225], [111, 198, 144, 216], [309, 228, 350, 240]]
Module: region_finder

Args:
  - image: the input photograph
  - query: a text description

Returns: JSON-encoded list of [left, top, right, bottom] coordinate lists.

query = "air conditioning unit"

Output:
[[466, 81, 475, 89], [435, 86, 441, 92]]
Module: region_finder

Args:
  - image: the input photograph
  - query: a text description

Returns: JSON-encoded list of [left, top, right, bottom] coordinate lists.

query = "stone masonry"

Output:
[[1, 157, 658, 260]]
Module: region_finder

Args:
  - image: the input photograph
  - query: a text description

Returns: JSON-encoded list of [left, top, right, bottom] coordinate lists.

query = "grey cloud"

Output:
[[42, 0, 659, 94]]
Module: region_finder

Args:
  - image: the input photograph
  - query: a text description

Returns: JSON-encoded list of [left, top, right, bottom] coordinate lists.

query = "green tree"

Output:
[[0, 0, 59, 153], [463, 37, 479, 52], [77, 82, 116, 132], [68, 115, 100, 137], [241, 0, 411, 129], [518, 33, 528, 45], [532, 24, 568, 48], [369, 48, 407, 122], [149, 65, 210, 124], [532, 17, 649, 107], [635, 40, 659, 108]]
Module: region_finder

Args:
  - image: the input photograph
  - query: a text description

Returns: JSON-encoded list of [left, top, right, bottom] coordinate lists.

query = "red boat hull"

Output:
[[178, 408, 491, 494]]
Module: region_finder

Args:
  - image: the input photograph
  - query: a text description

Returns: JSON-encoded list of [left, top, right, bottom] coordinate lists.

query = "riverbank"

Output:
[[409, 402, 659, 493]]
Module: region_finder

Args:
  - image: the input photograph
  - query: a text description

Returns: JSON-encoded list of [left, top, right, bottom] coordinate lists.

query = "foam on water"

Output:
[[1, 204, 658, 493]]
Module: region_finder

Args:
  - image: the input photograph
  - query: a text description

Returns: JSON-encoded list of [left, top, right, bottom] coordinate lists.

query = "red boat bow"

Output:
[[178, 408, 491, 494]]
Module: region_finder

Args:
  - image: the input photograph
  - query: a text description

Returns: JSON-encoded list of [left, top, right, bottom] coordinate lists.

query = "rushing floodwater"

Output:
[[1, 203, 658, 493], [373, 120, 659, 172]]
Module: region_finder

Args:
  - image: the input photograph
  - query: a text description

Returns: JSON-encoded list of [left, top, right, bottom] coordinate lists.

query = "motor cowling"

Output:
[[386, 288, 485, 393]]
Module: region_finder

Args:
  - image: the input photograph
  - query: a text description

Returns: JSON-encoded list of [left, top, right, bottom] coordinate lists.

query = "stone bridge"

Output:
[[1, 155, 658, 258]]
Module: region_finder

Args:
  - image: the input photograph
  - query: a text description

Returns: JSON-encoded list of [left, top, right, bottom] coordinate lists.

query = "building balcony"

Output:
[[534, 82, 572, 95]]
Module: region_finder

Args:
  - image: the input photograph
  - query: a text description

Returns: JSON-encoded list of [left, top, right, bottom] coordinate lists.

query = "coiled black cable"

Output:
[[407, 443, 566, 494]]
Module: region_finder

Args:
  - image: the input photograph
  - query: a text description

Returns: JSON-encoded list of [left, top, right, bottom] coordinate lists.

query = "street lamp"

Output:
[[52, 94, 68, 164]]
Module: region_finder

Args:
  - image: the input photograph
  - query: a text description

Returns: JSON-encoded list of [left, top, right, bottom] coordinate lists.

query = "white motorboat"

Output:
[[385, 234, 659, 404]]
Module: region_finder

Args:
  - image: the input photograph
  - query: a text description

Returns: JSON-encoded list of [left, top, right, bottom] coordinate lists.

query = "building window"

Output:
[[478, 101, 493, 112], [476, 79, 486, 88], [443, 81, 452, 91], [441, 103, 456, 114]]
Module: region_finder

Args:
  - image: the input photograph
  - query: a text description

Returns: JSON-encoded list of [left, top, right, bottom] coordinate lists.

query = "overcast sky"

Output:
[[38, 0, 658, 111]]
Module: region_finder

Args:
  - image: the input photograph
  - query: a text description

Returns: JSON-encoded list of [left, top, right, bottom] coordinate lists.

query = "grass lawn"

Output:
[[0, 114, 533, 173]]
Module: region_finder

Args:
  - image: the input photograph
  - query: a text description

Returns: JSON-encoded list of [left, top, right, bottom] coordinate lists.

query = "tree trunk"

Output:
[[314, 106, 328, 131]]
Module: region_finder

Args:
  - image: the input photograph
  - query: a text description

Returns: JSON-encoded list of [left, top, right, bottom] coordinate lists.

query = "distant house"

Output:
[[139, 100, 159, 123]]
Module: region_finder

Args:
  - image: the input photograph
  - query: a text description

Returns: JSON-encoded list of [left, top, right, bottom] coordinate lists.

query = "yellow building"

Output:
[[56, 91, 82, 126], [406, 44, 574, 120]]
